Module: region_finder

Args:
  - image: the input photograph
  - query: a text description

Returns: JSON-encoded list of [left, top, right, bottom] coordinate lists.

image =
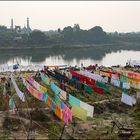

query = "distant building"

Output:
[[10, 17, 32, 35]]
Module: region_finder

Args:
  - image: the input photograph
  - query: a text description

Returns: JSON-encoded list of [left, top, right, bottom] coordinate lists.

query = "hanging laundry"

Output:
[[41, 73, 51, 85], [46, 96, 52, 108], [100, 71, 111, 77], [111, 78, 120, 87], [80, 70, 103, 82], [112, 74, 119, 80], [101, 77, 108, 83], [93, 85, 104, 94], [80, 101, 94, 117], [55, 105, 62, 120], [11, 74, 25, 102], [5, 95, 9, 102], [122, 88, 127, 93], [84, 84, 93, 94], [9, 96, 15, 112], [50, 81, 61, 95], [71, 105, 87, 121], [120, 75, 126, 82], [22, 73, 72, 125], [95, 81, 109, 92], [69, 94, 80, 106], [121, 93, 136, 106], [59, 89, 67, 100], [120, 81, 123, 89], [51, 100, 56, 112], [60, 100, 66, 110], [123, 82, 130, 89], [27, 76, 47, 93], [42, 93, 48, 103]]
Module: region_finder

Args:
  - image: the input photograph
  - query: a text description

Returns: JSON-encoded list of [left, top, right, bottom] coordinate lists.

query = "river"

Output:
[[0, 48, 140, 67]]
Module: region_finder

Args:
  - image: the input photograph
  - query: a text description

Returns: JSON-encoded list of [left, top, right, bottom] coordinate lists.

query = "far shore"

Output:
[[0, 42, 140, 52]]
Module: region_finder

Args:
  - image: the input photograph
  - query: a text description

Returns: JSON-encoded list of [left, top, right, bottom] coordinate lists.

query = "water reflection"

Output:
[[0, 47, 140, 67]]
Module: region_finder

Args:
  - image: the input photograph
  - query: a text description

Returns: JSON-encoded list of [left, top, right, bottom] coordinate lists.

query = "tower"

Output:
[[27, 17, 30, 29], [10, 18, 14, 30]]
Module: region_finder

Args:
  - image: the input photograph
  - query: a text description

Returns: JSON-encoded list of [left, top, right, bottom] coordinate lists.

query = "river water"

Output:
[[0, 48, 140, 67]]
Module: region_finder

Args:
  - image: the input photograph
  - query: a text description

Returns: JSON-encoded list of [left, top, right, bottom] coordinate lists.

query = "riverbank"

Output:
[[0, 42, 140, 51]]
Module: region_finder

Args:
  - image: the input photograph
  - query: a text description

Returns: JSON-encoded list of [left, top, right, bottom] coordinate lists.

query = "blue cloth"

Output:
[[72, 75, 80, 81], [43, 93, 48, 103], [41, 74, 46, 82], [51, 81, 60, 95], [60, 101, 65, 110], [69, 94, 80, 106], [51, 100, 56, 112]]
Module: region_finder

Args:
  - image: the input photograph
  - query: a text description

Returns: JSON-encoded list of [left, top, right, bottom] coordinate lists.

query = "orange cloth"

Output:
[[55, 105, 62, 119], [61, 110, 65, 122], [46, 96, 52, 107]]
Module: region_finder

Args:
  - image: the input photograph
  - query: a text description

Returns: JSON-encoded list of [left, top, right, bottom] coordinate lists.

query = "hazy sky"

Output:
[[0, 1, 140, 32]]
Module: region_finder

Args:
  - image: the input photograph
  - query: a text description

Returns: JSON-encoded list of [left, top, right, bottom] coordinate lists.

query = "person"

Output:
[[81, 63, 84, 70]]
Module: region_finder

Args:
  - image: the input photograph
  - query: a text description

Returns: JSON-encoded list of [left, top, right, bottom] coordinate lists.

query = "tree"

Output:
[[29, 30, 47, 45]]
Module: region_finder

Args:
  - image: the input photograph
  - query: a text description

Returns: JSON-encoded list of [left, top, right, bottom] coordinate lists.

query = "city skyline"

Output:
[[0, 1, 140, 32]]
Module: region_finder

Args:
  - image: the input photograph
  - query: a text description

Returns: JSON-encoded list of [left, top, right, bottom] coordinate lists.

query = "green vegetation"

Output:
[[0, 24, 140, 49]]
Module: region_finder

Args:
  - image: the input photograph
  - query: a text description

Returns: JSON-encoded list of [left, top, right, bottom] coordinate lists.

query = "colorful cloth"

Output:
[[72, 105, 87, 121], [55, 105, 62, 119], [27, 76, 47, 93], [46, 96, 52, 107], [50, 81, 61, 95], [111, 78, 120, 87], [80, 101, 94, 117], [11, 74, 25, 102], [121, 93, 136, 106], [84, 84, 93, 94], [9, 96, 15, 112], [69, 94, 80, 106], [95, 81, 109, 92], [42, 93, 48, 103], [123, 82, 130, 89], [59, 89, 67, 100]]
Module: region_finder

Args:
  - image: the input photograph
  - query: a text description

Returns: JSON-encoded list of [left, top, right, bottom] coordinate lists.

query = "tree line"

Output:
[[0, 24, 140, 48]]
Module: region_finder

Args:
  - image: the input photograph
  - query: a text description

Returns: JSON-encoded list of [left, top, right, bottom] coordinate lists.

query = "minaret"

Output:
[[27, 17, 30, 29], [10, 18, 14, 30], [26, 17, 31, 35]]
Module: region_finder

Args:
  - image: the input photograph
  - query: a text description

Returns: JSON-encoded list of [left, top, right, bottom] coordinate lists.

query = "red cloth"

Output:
[[93, 85, 104, 94], [5, 95, 9, 102], [71, 71, 96, 86]]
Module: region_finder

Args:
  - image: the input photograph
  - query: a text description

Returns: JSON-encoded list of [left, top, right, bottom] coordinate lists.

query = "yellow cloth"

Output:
[[46, 77, 51, 85], [100, 71, 110, 77], [40, 86, 47, 93], [72, 105, 87, 121]]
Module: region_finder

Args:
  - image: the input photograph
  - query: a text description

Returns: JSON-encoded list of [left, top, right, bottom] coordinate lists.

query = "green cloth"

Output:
[[54, 95, 60, 105], [95, 81, 109, 92], [122, 88, 127, 93], [120, 81, 123, 88], [84, 84, 93, 94], [120, 75, 126, 82]]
